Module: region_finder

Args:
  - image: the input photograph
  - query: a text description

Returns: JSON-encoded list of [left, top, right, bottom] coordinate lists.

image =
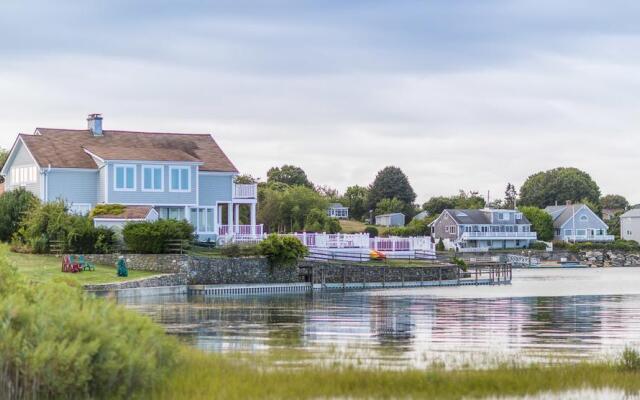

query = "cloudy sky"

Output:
[[1, 1, 639, 203]]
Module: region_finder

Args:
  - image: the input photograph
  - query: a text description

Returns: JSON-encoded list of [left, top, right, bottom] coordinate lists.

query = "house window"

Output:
[[156, 207, 186, 220], [10, 166, 37, 185], [580, 215, 588, 222], [142, 166, 164, 191], [576, 229, 586, 236], [114, 165, 136, 191], [445, 226, 449, 233], [170, 167, 191, 192], [450, 226, 457, 234], [565, 229, 573, 236]]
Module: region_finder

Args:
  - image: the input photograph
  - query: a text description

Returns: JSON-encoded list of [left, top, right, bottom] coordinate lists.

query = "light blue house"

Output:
[[375, 212, 405, 227], [544, 203, 613, 242], [0, 114, 260, 242]]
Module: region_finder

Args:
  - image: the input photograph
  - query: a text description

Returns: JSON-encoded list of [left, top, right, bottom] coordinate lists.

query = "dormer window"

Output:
[[580, 215, 588, 222]]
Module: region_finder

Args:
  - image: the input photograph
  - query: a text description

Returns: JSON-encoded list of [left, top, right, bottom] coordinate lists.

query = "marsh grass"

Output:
[[145, 348, 640, 400]]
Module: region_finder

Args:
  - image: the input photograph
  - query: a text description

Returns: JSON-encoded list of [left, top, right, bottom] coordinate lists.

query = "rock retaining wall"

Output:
[[299, 261, 458, 284], [84, 273, 187, 291], [188, 256, 301, 284], [70, 254, 190, 273]]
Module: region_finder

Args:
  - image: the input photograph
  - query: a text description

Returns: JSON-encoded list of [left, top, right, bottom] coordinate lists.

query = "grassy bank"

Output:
[[1, 243, 159, 285], [145, 348, 640, 399]]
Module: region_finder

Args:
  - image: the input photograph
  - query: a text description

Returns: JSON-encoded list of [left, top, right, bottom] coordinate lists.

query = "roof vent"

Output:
[[87, 113, 103, 136]]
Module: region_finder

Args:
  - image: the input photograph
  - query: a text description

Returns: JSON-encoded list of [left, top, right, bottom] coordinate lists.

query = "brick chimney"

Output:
[[87, 113, 103, 136]]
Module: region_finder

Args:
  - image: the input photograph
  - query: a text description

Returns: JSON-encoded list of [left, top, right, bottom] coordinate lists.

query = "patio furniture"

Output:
[[79, 255, 95, 271], [63, 255, 82, 273]]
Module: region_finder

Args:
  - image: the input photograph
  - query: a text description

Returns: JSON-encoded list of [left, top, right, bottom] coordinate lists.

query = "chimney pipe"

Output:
[[87, 113, 103, 136]]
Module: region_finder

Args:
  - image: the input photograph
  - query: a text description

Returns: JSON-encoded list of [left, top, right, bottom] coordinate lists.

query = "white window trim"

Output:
[[141, 165, 164, 192], [194, 206, 216, 234], [169, 166, 191, 192], [113, 164, 137, 191]]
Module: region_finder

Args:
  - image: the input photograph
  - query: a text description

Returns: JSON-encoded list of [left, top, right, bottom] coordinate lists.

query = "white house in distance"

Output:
[[620, 208, 640, 243], [544, 202, 613, 242], [327, 203, 349, 219]]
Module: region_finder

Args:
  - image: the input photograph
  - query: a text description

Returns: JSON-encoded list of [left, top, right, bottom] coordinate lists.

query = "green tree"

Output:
[[519, 206, 554, 242], [519, 167, 601, 208], [607, 214, 621, 240], [455, 190, 486, 209], [0, 148, 8, 184], [304, 208, 341, 233], [0, 188, 39, 241], [423, 196, 457, 215], [234, 174, 259, 184], [266, 165, 313, 188], [367, 166, 416, 211], [504, 183, 517, 209], [341, 185, 369, 221], [375, 197, 406, 216], [600, 194, 629, 210], [257, 185, 328, 233]]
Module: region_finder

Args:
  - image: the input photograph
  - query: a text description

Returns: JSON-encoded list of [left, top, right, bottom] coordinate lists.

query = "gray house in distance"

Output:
[[619, 208, 640, 243], [544, 203, 613, 242], [375, 213, 405, 227], [429, 208, 537, 250]]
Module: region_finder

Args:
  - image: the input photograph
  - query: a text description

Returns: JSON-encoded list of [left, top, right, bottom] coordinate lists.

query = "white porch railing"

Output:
[[370, 236, 433, 252], [233, 183, 257, 199], [564, 234, 615, 242], [461, 231, 537, 240], [218, 224, 264, 236]]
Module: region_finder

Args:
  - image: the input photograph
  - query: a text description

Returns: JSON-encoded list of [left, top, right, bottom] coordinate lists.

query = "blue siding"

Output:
[[47, 170, 98, 205], [199, 174, 233, 206], [97, 166, 106, 203], [107, 163, 197, 205]]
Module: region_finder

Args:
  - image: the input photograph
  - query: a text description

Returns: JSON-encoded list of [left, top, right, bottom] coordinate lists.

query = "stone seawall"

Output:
[[299, 261, 458, 285], [188, 256, 302, 284], [84, 273, 187, 291], [72, 254, 190, 273]]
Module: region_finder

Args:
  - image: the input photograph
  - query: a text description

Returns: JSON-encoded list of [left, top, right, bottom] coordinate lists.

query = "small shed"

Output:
[[93, 205, 159, 231], [375, 213, 405, 227]]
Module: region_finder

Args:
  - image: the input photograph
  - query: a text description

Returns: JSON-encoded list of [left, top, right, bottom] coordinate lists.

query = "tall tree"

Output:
[[600, 194, 629, 210], [266, 165, 313, 188], [519, 167, 601, 208], [0, 187, 39, 241], [374, 197, 406, 216], [0, 148, 8, 184], [257, 185, 327, 233], [422, 196, 457, 215], [519, 206, 554, 242], [504, 183, 517, 209], [342, 185, 369, 221], [367, 166, 416, 211]]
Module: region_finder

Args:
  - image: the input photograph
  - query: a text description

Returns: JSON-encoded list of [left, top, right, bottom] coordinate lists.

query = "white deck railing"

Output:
[[233, 183, 257, 199], [291, 233, 434, 252], [461, 231, 537, 239], [564, 234, 615, 242]]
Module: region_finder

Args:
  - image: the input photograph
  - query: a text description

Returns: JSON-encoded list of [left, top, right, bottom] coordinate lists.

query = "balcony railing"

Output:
[[564, 234, 615, 242], [233, 183, 257, 199], [218, 224, 264, 236], [461, 231, 537, 240]]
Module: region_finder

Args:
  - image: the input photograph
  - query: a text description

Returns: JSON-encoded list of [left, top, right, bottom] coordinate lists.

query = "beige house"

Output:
[[620, 209, 640, 244]]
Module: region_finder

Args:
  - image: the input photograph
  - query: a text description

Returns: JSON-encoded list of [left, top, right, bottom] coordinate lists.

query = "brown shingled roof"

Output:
[[93, 205, 155, 220], [20, 128, 238, 172], [84, 145, 201, 163]]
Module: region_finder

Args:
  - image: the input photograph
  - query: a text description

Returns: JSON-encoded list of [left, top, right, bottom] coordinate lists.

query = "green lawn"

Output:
[[0, 243, 160, 285], [339, 219, 390, 235]]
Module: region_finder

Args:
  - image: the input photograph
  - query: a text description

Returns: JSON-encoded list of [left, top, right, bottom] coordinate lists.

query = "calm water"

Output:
[[120, 268, 640, 367]]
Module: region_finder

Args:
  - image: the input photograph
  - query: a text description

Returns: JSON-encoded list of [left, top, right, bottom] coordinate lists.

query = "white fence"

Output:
[[290, 232, 434, 252]]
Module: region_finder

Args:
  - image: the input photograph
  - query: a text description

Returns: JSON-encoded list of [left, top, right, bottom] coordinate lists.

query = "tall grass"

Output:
[[0, 257, 177, 399]]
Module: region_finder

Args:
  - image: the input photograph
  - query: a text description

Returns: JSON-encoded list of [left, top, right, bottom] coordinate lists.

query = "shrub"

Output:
[[0, 187, 39, 241], [519, 206, 554, 242], [451, 256, 467, 271], [364, 226, 379, 238], [528, 241, 548, 251], [90, 203, 126, 217], [436, 238, 445, 252], [220, 243, 261, 258], [122, 219, 194, 254], [0, 257, 177, 399], [258, 234, 308, 266], [13, 201, 116, 254]]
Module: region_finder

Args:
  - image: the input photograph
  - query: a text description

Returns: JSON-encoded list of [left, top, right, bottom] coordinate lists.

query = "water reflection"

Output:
[[120, 269, 640, 367]]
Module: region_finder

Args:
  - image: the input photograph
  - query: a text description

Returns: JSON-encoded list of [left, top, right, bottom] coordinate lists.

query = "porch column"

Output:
[[250, 202, 257, 235], [227, 203, 233, 234], [234, 204, 240, 227]]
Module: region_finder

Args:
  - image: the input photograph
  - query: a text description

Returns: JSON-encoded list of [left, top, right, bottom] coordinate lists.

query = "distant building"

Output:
[[544, 203, 613, 242], [429, 208, 536, 250], [375, 213, 405, 227], [413, 210, 430, 221], [602, 208, 624, 221], [327, 203, 349, 219], [620, 209, 640, 243]]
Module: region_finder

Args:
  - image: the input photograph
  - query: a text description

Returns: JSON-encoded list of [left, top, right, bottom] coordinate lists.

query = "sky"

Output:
[[1, 0, 639, 204]]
